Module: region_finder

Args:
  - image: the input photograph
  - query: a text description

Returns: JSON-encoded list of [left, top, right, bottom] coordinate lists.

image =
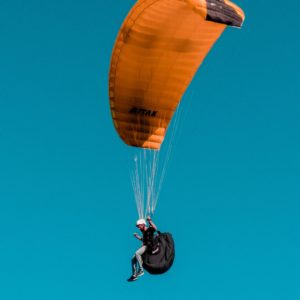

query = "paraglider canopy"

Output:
[[109, 0, 245, 150], [109, 0, 245, 218]]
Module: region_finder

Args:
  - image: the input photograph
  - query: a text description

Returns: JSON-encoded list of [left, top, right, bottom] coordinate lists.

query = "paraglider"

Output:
[[108, 0, 245, 279], [128, 217, 157, 281], [128, 217, 175, 281]]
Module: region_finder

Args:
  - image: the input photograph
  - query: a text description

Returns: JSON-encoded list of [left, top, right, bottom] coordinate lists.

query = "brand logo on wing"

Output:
[[129, 107, 158, 117]]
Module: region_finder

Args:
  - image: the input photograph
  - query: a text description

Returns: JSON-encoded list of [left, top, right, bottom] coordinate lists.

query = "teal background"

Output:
[[0, 0, 299, 299]]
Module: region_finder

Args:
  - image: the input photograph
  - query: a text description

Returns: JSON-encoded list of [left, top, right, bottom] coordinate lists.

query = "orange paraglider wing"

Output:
[[109, 0, 245, 150]]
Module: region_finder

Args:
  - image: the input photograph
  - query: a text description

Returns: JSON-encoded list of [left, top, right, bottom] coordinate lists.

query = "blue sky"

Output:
[[0, 0, 299, 299]]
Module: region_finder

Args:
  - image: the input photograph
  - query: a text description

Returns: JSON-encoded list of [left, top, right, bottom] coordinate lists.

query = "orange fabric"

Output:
[[109, 0, 244, 149]]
